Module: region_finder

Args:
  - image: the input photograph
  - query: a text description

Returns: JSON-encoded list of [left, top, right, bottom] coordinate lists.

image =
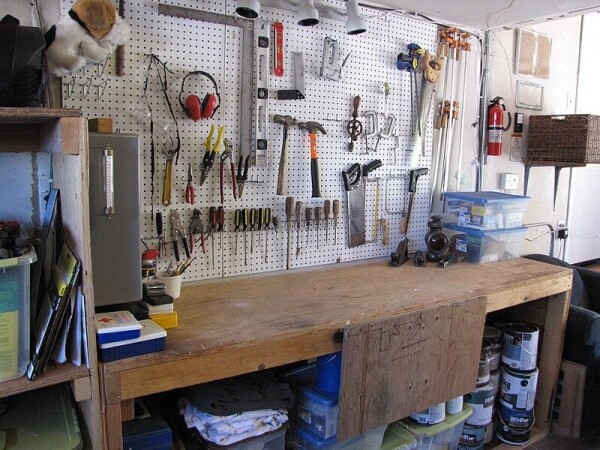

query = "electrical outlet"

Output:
[[557, 220, 569, 240], [500, 173, 519, 190], [557, 220, 567, 229]]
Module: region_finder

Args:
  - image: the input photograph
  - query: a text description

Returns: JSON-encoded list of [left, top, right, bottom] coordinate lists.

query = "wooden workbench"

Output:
[[100, 257, 572, 449]]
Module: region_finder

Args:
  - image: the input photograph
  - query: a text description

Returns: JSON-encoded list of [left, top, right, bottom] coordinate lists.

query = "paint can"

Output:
[[464, 381, 496, 426], [483, 420, 495, 444], [477, 338, 492, 386], [501, 323, 539, 372], [495, 411, 535, 445], [489, 370, 501, 396], [499, 366, 538, 412], [446, 395, 464, 415], [484, 325, 502, 372], [409, 402, 446, 425], [458, 424, 486, 450]]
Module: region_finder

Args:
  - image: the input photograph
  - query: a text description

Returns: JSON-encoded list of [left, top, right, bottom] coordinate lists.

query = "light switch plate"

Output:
[[500, 173, 519, 190]]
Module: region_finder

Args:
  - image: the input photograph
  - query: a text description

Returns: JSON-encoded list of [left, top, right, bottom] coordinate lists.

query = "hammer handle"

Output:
[[276, 126, 289, 195], [310, 133, 321, 198]]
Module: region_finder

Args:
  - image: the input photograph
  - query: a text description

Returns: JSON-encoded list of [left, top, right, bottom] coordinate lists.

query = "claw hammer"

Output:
[[298, 121, 327, 198], [273, 114, 297, 195]]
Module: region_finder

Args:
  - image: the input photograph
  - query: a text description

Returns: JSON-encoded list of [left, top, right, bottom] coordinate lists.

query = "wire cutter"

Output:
[[185, 163, 195, 204], [200, 124, 225, 186], [220, 138, 237, 204], [170, 209, 190, 262], [188, 208, 206, 254], [236, 154, 250, 199]]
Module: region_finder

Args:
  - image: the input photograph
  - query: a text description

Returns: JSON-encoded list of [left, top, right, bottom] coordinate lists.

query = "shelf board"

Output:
[[0, 107, 85, 154], [0, 362, 90, 399]]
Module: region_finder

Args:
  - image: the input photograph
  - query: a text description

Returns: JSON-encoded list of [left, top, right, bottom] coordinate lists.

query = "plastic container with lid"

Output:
[[286, 421, 386, 450], [445, 225, 527, 264], [395, 404, 473, 450], [0, 248, 36, 382], [381, 424, 418, 450], [294, 385, 339, 439], [443, 191, 530, 230]]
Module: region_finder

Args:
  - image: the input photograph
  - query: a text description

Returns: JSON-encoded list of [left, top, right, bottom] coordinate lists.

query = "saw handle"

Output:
[[162, 158, 173, 206]]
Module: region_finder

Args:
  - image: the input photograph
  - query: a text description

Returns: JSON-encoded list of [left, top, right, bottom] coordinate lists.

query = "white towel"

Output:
[[179, 398, 288, 446]]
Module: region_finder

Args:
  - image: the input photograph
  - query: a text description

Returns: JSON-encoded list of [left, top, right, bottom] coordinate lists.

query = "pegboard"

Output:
[[61, 0, 439, 281]]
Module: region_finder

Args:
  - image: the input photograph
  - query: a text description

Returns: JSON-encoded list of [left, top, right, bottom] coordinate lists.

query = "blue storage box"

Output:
[[123, 415, 172, 450], [443, 191, 530, 230], [99, 319, 166, 362], [294, 385, 339, 439], [445, 225, 527, 264]]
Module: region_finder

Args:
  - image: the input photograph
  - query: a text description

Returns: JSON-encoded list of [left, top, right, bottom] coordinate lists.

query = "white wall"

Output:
[[449, 16, 584, 258]]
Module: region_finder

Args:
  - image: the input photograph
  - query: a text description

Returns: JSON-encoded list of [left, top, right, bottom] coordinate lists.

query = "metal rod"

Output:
[[477, 31, 490, 191]]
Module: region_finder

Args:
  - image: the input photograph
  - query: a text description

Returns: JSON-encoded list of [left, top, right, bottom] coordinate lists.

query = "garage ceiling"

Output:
[[360, 0, 600, 30]]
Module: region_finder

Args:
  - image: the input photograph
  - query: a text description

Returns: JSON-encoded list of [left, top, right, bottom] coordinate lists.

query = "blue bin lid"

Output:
[[300, 385, 339, 405], [290, 421, 338, 448], [443, 191, 530, 202]]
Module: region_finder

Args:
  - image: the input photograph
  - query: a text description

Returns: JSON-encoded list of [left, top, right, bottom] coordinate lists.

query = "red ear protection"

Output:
[[179, 71, 221, 121]]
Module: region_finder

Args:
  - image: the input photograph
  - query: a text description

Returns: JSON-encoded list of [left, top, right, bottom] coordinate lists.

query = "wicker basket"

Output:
[[527, 114, 600, 164]]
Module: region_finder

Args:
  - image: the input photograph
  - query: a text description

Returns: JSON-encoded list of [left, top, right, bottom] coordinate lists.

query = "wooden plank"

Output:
[[104, 401, 124, 450], [0, 107, 81, 122], [553, 359, 586, 438], [71, 376, 92, 402], [121, 399, 135, 422], [338, 296, 486, 439]]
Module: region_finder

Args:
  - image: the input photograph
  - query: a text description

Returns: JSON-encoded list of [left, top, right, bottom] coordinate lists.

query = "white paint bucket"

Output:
[[501, 323, 539, 372], [409, 402, 446, 425], [446, 395, 464, 415], [499, 366, 538, 412]]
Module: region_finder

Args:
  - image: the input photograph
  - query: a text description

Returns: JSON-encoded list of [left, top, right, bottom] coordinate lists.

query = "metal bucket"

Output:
[[484, 325, 502, 372], [501, 323, 539, 372]]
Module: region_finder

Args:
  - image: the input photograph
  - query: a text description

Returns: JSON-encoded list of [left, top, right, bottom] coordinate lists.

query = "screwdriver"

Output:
[[234, 209, 242, 257], [324, 199, 331, 245], [217, 206, 224, 262], [314, 206, 322, 249], [333, 199, 340, 245], [156, 212, 165, 257], [258, 207, 264, 248], [295, 200, 304, 259], [305, 207, 312, 245], [209, 206, 217, 267], [285, 197, 294, 270], [250, 208, 258, 254], [264, 207, 271, 263], [242, 208, 248, 266]]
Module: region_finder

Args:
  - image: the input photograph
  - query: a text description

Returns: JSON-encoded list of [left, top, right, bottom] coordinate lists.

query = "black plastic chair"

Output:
[[523, 254, 600, 432]]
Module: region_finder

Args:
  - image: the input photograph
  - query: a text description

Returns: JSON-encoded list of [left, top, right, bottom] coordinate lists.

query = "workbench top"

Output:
[[101, 257, 572, 400]]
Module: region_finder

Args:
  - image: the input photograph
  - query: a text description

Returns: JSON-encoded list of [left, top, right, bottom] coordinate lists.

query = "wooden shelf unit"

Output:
[[0, 107, 102, 449], [100, 257, 572, 450]]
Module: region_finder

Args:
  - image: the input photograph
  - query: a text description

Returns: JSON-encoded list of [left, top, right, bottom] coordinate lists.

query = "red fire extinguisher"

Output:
[[487, 96, 512, 156]]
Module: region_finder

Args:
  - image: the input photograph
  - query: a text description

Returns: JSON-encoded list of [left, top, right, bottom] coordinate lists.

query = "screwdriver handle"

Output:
[[295, 201, 304, 227], [305, 207, 312, 225], [258, 207, 264, 230], [332, 199, 340, 219], [242, 208, 249, 230], [314, 206, 322, 225], [324, 200, 331, 221], [156, 212, 163, 236], [264, 208, 272, 229], [217, 206, 224, 231], [234, 209, 242, 231], [209, 206, 217, 227], [285, 196, 295, 230], [250, 208, 258, 230]]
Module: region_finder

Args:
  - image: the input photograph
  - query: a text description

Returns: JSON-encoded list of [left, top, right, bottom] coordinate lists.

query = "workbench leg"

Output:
[[105, 402, 124, 450]]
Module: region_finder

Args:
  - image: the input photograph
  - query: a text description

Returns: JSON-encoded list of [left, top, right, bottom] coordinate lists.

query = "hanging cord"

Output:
[[141, 54, 181, 218]]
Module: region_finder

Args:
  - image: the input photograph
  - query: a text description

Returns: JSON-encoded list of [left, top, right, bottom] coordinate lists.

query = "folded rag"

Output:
[[179, 397, 288, 446]]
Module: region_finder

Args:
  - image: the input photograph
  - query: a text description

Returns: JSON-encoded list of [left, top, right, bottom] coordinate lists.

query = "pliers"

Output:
[[169, 209, 190, 262], [185, 163, 195, 204], [200, 124, 225, 186], [188, 208, 206, 254], [220, 138, 237, 204], [236, 154, 250, 199]]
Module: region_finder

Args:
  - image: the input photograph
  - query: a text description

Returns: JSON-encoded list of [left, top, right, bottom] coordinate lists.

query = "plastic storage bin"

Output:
[[185, 425, 286, 450], [445, 225, 527, 264], [443, 192, 530, 230], [381, 425, 418, 450], [123, 415, 173, 450], [0, 248, 36, 382], [395, 405, 472, 450], [294, 385, 339, 439], [286, 421, 386, 450]]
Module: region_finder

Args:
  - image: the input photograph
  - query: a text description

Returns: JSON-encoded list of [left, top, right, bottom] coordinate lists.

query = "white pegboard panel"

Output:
[[62, 0, 439, 281]]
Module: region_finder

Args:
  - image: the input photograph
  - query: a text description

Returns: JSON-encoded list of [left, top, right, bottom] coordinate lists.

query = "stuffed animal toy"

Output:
[[45, 0, 130, 77]]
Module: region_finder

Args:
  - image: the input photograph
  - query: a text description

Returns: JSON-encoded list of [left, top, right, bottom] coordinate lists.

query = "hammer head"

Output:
[[298, 121, 326, 135], [273, 114, 297, 128]]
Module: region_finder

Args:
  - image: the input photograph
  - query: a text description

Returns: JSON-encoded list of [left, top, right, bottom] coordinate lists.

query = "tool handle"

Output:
[[162, 158, 173, 206], [311, 158, 321, 198], [324, 199, 331, 219], [217, 206, 224, 231], [305, 207, 312, 224], [295, 201, 304, 226], [230, 162, 237, 200], [209, 206, 217, 229], [234, 209, 241, 231], [156, 212, 163, 236], [276, 126, 289, 195], [314, 206, 322, 225], [242, 208, 249, 230], [220, 162, 225, 204], [352, 95, 360, 118], [264, 208, 272, 228], [173, 240, 180, 262], [285, 196, 295, 229], [258, 208, 264, 230], [250, 208, 258, 230], [332, 199, 340, 218]]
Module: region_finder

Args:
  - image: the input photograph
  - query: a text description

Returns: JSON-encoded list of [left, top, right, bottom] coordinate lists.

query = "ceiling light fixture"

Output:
[[235, 0, 261, 19], [345, 0, 366, 34], [297, 0, 320, 26]]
